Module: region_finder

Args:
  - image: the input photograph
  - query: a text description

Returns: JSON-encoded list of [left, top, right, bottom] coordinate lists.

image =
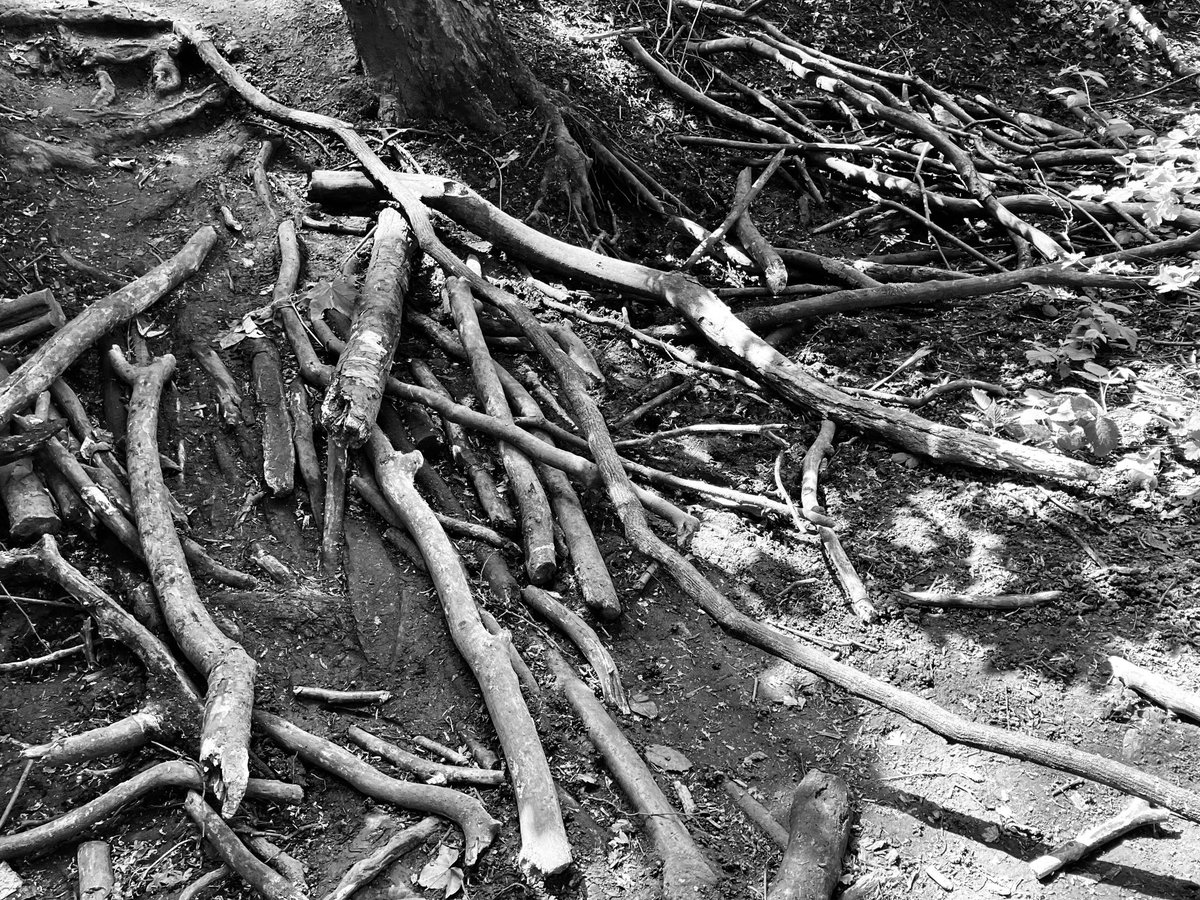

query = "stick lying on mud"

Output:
[[253, 711, 499, 865], [365, 429, 571, 876], [0, 226, 217, 428], [108, 348, 257, 817], [543, 642, 716, 899], [448, 277, 556, 584]]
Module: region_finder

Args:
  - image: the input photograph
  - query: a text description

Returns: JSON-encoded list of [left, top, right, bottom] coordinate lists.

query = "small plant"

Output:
[[1026, 300, 1139, 380], [962, 388, 1121, 458]]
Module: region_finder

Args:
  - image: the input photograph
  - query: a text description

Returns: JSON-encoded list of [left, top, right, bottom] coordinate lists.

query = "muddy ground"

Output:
[[1, 1, 1200, 898]]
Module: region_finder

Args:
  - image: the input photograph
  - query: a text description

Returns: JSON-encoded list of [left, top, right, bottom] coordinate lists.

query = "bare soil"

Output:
[[1, 1, 1199, 899]]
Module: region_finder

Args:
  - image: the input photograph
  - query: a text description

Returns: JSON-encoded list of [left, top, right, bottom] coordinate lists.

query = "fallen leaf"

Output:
[[644, 743, 692, 772], [416, 846, 463, 897]]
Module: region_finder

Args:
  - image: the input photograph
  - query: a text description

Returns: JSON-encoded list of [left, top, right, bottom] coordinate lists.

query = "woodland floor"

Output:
[[2, 1, 1200, 899]]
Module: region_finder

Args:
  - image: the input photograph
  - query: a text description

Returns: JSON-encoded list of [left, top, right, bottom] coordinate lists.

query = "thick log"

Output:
[[182, 792, 305, 900], [448, 277, 556, 584], [108, 350, 256, 817], [0, 227, 217, 427], [77, 841, 114, 900], [544, 644, 716, 898], [0, 455, 61, 538], [767, 771, 852, 900], [248, 337, 295, 497], [366, 430, 571, 876], [0, 289, 63, 327], [321, 207, 417, 447], [253, 711, 499, 865]]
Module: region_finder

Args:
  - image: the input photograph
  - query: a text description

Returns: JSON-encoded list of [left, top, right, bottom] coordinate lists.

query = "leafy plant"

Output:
[[1025, 300, 1139, 385], [962, 388, 1121, 458]]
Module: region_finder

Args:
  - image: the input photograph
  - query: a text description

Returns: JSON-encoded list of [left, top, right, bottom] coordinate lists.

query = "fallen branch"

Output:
[[723, 778, 788, 848], [731, 164, 788, 294], [449, 277, 557, 584], [253, 711, 499, 865], [800, 421, 835, 516], [409, 359, 515, 530], [1108, 656, 1200, 723], [320, 817, 439, 900], [348, 726, 506, 787], [521, 586, 629, 713], [182, 791, 306, 900], [1029, 798, 1170, 880], [768, 771, 851, 900], [109, 349, 256, 817], [0, 761, 200, 860], [683, 149, 786, 272], [896, 590, 1062, 610], [365, 431, 570, 875], [0, 227, 217, 428], [544, 643, 717, 898]]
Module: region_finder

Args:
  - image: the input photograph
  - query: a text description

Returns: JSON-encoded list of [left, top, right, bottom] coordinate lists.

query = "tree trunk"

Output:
[[338, 0, 522, 131]]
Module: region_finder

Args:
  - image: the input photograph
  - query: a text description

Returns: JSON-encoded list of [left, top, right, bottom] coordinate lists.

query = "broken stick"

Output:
[[366, 429, 571, 876], [321, 206, 416, 447], [1029, 798, 1170, 880], [108, 349, 256, 817]]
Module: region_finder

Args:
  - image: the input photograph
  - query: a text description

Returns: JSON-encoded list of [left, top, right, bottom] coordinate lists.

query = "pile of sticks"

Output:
[[2, 4, 1200, 899]]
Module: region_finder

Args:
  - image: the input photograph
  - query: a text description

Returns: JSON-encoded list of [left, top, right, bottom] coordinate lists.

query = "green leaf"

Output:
[[1083, 416, 1120, 457]]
